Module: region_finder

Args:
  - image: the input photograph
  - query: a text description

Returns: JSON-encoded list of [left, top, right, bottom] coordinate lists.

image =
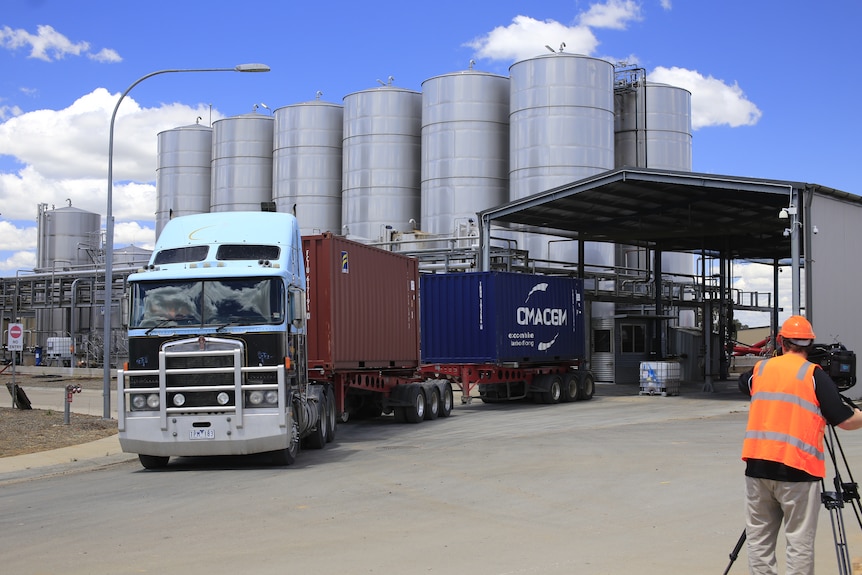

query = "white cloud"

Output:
[[731, 261, 799, 329], [0, 250, 37, 275], [660, 0, 672, 10], [649, 66, 762, 129], [0, 24, 120, 63], [0, 221, 37, 251], [115, 221, 155, 251], [578, 0, 643, 30], [465, 15, 599, 62], [0, 89, 220, 221]]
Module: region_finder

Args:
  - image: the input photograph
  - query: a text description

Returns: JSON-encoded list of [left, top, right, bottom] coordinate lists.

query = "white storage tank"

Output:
[[421, 68, 509, 239], [211, 113, 274, 213], [36, 203, 101, 271], [341, 83, 421, 243], [509, 52, 615, 267], [272, 97, 344, 236], [155, 123, 213, 239]]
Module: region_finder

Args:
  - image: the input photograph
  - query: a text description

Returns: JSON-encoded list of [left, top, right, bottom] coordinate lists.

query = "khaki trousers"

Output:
[[745, 476, 821, 575]]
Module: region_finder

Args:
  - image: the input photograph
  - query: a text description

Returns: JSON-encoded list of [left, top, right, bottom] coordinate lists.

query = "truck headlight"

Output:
[[172, 393, 186, 407], [216, 392, 230, 406], [248, 390, 264, 405], [131, 393, 160, 411], [264, 390, 278, 405]]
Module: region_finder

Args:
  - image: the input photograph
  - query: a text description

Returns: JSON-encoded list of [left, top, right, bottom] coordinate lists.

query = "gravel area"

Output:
[[0, 373, 116, 457]]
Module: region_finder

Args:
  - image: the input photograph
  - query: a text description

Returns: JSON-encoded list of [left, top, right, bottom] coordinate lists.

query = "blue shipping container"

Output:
[[420, 272, 585, 364]]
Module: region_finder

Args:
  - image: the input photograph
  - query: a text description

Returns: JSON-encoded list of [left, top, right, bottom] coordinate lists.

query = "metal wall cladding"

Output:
[[211, 114, 274, 212], [37, 205, 101, 270], [303, 234, 420, 370], [614, 82, 692, 172], [420, 70, 509, 236], [273, 100, 344, 236], [156, 124, 213, 239], [341, 87, 421, 242], [420, 272, 585, 364]]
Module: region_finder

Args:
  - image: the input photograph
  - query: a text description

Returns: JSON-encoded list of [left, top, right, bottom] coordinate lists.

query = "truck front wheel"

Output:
[[139, 454, 169, 470], [271, 420, 300, 466]]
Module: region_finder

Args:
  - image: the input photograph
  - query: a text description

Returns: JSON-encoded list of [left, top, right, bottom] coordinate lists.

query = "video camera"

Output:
[[809, 342, 857, 391]]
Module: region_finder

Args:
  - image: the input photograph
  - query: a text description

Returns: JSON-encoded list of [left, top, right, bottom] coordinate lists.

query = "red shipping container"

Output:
[[302, 234, 420, 371]]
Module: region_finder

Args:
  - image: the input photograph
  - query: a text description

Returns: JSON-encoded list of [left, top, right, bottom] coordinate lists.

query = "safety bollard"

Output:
[[64, 384, 82, 425]]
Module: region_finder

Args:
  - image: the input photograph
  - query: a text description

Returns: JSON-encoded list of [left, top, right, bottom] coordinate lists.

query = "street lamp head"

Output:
[[235, 63, 271, 73]]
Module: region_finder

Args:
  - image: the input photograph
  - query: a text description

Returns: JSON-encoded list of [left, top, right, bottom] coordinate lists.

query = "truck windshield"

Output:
[[130, 278, 285, 329]]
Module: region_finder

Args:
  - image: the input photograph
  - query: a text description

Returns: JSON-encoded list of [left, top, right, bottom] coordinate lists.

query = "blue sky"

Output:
[[1, 0, 859, 326]]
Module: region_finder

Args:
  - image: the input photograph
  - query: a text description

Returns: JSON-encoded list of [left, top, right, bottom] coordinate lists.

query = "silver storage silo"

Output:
[[155, 123, 213, 239], [211, 113, 274, 213], [614, 81, 692, 172], [614, 78, 695, 327], [272, 98, 344, 236], [421, 69, 509, 243], [35, 203, 102, 351], [342, 84, 421, 243], [36, 203, 101, 271]]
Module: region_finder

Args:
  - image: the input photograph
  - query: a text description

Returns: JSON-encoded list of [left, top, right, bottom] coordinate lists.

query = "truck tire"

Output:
[[271, 420, 299, 466], [540, 374, 562, 404], [439, 383, 454, 417], [325, 385, 337, 443], [404, 386, 426, 423], [303, 398, 327, 450], [139, 454, 169, 470], [424, 387, 440, 420], [561, 372, 578, 402], [577, 372, 595, 401]]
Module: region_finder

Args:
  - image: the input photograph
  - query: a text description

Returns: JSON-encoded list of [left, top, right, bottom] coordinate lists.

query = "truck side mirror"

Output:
[[289, 288, 306, 329]]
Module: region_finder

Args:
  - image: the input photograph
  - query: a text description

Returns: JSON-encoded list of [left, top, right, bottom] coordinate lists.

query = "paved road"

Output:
[[2, 380, 862, 574]]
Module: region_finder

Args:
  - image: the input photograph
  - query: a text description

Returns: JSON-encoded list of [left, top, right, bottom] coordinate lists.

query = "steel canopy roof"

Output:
[[480, 167, 811, 261]]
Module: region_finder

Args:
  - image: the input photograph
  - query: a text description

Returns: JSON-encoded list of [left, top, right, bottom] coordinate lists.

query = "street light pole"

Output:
[[102, 63, 270, 419]]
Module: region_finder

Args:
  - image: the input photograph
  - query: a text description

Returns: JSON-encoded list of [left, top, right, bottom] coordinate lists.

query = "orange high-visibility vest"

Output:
[[741, 353, 826, 477]]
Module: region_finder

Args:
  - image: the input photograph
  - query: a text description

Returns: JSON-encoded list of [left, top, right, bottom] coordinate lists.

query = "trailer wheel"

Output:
[[577, 372, 595, 401], [561, 372, 578, 402], [404, 386, 426, 423], [138, 454, 169, 470], [424, 387, 440, 420], [271, 420, 300, 466], [439, 383, 454, 417], [325, 385, 337, 443], [540, 374, 562, 404]]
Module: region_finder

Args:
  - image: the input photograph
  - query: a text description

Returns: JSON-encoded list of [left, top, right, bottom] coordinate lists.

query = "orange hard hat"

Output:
[[779, 315, 816, 340]]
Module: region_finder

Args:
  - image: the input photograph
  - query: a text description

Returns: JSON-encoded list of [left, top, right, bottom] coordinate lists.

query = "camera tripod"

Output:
[[723, 403, 862, 574]]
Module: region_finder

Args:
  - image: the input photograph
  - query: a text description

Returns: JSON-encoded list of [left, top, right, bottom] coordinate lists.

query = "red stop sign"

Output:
[[9, 325, 22, 339]]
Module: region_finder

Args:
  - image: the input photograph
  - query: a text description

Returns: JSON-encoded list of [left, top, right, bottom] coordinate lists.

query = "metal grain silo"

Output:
[[211, 113, 274, 213], [272, 98, 344, 235], [155, 123, 212, 238], [509, 53, 615, 200], [421, 68, 509, 239], [36, 203, 101, 271], [614, 80, 692, 171], [342, 83, 421, 243]]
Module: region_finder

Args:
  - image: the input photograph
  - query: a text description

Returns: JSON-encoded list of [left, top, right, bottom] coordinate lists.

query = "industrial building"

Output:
[[2, 52, 858, 387]]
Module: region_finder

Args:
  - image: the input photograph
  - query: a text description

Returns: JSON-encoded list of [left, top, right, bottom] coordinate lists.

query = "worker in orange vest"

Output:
[[739, 315, 862, 574]]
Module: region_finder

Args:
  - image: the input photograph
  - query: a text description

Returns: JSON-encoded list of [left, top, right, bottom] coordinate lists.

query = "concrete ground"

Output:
[[3, 367, 862, 574]]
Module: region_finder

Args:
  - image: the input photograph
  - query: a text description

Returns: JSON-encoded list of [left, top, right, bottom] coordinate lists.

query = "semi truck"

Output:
[[117, 213, 451, 469]]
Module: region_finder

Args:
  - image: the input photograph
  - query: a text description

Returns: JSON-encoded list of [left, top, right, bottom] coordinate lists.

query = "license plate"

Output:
[[190, 428, 215, 440]]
